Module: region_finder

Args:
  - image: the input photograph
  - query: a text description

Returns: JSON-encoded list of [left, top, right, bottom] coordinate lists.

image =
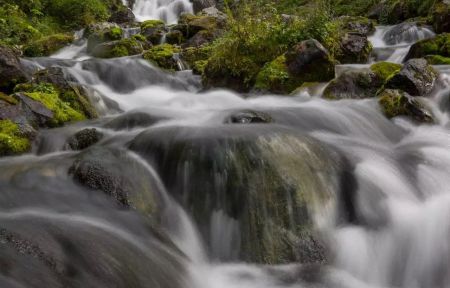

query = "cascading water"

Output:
[[132, 0, 193, 23], [2, 16, 450, 288]]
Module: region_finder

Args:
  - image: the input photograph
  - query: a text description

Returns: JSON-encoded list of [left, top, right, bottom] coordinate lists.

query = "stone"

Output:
[[0, 46, 28, 94]]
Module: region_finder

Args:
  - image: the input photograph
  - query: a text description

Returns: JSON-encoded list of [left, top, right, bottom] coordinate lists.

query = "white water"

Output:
[[132, 0, 193, 23]]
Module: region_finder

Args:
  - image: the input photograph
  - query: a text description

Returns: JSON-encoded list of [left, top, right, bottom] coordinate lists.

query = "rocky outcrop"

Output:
[[0, 46, 28, 94], [385, 58, 437, 96], [338, 33, 372, 64], [378, 89, 434, 123]]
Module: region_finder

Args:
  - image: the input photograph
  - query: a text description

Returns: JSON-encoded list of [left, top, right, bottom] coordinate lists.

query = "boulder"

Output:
[[224, 110, 273, 124], [285, 39, 335, 82], [0, 46, 28, 94], [91, 38, 144, 58], [85, 22, 123, 53], [404, 33, 450, 61], [338, 33, 372, 64], [165, 30, 185, 45], [108, 8, 136, 24], [385, 58, 437, 96], [323, 69, 383, 100], [0, 119, 31, 156], [192, 0, 216, 13], [129, 125, 352, 264], [66, 128, 103, 150], [378, 89, 434, 123], [140, 20, 166, 45], [143, 44, 181, 70]]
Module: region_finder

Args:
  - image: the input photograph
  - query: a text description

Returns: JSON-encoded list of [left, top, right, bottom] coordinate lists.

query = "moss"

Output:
[[92, 38, 143, 58], [178, 14, 218, 35], [143, 44, 180, 70], [23, 34, 74, 57], [181, 45, 212, 74], [425, 55, 450, 65], [20, 83, 86, 127], [406, 33, 450, 60], [0, 120, 31, 156], [370, 62, 402, 82], [378, 89, 433, 123], [140, 20, 165, 31], [87, 26, 123, 52], [255, 55, 303, 94], [107, 27, 123, 40], [0, 92, 18, 105], [132, 34, 147, 42]]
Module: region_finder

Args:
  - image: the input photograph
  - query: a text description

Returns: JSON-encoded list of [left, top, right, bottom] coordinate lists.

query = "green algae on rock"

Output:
[[0, 119, 31, 156]]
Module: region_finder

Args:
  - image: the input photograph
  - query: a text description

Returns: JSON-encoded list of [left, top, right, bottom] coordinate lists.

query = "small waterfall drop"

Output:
[[132, 0, 194, 24]]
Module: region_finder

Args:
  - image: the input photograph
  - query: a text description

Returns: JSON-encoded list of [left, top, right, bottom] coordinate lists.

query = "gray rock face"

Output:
[[323, 69, 383, 100], [0, 46, 28, 93], [386, 58, 437, 96]]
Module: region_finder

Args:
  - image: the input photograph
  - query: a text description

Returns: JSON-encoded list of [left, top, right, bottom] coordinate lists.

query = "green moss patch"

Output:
[[141, 20, 165, 31], [425, 55, 450, 65], [24, 34, 74, 57], [0, 120, 30, 156], [143, 44, 180, 70], [370, 62, 402, 82]]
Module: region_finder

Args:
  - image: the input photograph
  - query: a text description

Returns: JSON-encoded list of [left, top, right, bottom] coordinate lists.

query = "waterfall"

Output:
[[132, 0, 194, 23]]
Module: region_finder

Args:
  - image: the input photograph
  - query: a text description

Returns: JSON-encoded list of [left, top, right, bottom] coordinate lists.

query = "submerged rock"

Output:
[[0, 46, 28, 94], [225, 110, 273, 124], [129, 126, 354, 264], [66, 128, 103, 150], [385, 58, 437, 96], [378, 89, 434, 123], [382, 22, 434, 46], [104, 111, 166, 130]]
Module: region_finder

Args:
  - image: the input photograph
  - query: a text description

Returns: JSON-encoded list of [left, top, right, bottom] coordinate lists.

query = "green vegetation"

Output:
[[425, 55, 450, 64], [406, 33, 450, 60], [143, 44, 181, 70], [140, 19, 165, 31], [370, 62, 402, 82], [0, 119, 31, 156], [92, 38, 143, 58], [24, 33, 74, 57], [254, 55, 301, 94]]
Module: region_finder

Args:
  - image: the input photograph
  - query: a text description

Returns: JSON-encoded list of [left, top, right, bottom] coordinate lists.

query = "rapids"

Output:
[[1, 16, 450, 288]]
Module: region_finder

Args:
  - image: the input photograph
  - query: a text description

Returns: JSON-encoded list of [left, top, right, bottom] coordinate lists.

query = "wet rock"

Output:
[[378, 89, 434, 123], [405, 33, 450, 61], [140, 20, 166, 45], [383, 22, 434, 46], [386, 58, 437, 96], [0, 46, 28, 94], [69, 147, 158, 210], [129, 126, 352, 264], [32, 66, 74, 90], [165, 30, 185, 45], [184, 30, 215, 47], [85, 22, 123, 53], [0, 119, 31, 156], [91, 39, 144, 58], [66, 128, 103, 150], [108, 8, 136, 24], [225, 110, 273, 124], [285, 39, 335, 83], [143, 44, 180, 70], [178, 12, 224, 39], [7, 93, 54, 127], [338, 33, 372, 64], [104, 111, 166, 130], [339, 16, 376, 36], [323, 69, 383, 100]]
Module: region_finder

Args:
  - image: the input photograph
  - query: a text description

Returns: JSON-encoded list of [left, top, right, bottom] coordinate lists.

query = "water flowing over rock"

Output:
[[383, 22, 435, 46]]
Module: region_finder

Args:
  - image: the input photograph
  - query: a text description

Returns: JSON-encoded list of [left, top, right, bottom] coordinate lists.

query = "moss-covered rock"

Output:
[[86, 22, 123, 53], [165, 30, 185, 45], [178, 14, 220, 38], [23, 34, 74, 57], [141, 20, 166, 45], [91, 38, 144, 58], [0, 119, 31, 156], [181, 45, 212, 74], [370, 61, 402, 83], [14, 83, 86, 127], [143, 44, 181, 70], [385, 58, 437, 96], [378, 89, 434, 123], [254, 55, 302, 94], [405, 33, 450, 61], [338, 16, 376, 36]]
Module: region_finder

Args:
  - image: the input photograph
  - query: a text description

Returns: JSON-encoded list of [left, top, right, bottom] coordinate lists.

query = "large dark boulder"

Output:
[[129, 125, 353, 264], [0, 46, 28, 94], [338, 33, 372, 64], [386, 58, 437, 96], [285, 39, 335, 83], [109, 8, 136, 24]]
